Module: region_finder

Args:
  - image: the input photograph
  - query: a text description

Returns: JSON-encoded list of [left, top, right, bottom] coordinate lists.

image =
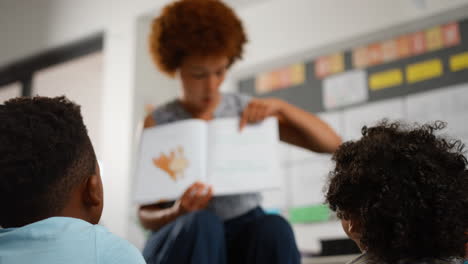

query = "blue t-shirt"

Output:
[[0, 217, 146, 264]]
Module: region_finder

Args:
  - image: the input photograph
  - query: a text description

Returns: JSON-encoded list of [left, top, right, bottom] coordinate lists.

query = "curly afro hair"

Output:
[[149, 0, 247, 76], [0, 96, 96, 228], [326, 120, 468, 263]]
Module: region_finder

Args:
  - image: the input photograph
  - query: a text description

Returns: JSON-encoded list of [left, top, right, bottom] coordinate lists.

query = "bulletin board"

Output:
[[239, 19, 468, 114]]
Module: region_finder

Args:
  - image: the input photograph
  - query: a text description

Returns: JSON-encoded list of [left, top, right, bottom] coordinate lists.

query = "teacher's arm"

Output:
[[240, 98, 341, 153], [138, 182, 213, 231]]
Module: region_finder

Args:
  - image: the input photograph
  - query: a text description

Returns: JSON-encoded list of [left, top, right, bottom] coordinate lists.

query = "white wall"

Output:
[[0, 0, 108, 66], [97, 0, 172, 240], [232, 0, 468, 75], [2, 0, 468, 248], [33, 53, 104, 157]]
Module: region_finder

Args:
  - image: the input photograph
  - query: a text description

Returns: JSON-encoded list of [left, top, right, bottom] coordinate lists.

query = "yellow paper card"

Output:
[[330, 53, 345, 74], [426, 26, 443, 51], [369, 69, 403, 90], [291, 64, 305, 85], [449, 52, 468, 72], [406, 59, 443, 84]]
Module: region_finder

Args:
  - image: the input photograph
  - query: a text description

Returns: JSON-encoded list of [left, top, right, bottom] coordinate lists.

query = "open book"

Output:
[[133, 117, 280, 205]]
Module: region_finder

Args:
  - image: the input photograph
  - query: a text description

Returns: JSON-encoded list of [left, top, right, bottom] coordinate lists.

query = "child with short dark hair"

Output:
[[326, 120, 468, 264], [0, 96, 145, 264]]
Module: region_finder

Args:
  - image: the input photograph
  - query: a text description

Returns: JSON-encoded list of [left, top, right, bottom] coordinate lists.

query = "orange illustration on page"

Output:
[[153, 146, 189, 181]]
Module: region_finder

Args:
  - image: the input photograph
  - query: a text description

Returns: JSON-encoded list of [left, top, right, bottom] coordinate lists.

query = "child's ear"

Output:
[[83, 173, 103, 207], [348, 220, 355, 234], [348, 218, 362, 236], [342, 217, 363, 241]]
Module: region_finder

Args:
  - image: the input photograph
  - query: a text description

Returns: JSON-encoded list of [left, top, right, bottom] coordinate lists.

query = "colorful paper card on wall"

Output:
[[277, 68, 292, 88], [397, 36, 412, 58], [330, 53, 345, 73], [255, 63, 305, 94], [352, 47, 368, 68], [289, 204, 330, 223], [314, 53, 344, 79], [449, 52, 468, 72], [425, 26, 443, 51], [315, 56, 330, 78], [406, 59, 443, 84], [352, 22, 461, 69], [382, 40, 398, 62], [255, 73, 269, 94], [410, 32, 427, 55], [369, 69, 404, 91], [291, 64, 305, 84], [442, 23, 461, 47], [322, 69, 368, 110], [367, 44, 383, 66]]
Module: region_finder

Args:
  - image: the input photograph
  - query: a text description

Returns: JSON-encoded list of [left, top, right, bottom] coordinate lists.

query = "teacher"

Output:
[[139, 0, 342, 263]]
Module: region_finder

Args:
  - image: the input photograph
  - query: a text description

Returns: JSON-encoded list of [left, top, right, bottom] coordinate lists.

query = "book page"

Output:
[[206, 117, 281, 195], [133, 119, 207, 204]]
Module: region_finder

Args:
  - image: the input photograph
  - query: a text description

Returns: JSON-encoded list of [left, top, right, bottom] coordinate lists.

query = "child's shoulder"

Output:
[[94, 225, 146, 264]]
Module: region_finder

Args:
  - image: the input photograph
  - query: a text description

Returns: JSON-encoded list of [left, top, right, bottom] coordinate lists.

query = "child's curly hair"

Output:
[[149, 0, 247, 76], [326, 120, 468, 263]]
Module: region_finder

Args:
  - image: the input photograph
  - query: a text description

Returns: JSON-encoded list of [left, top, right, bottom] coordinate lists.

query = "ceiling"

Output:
[[141, 0, 275, 21], [222, 0, 273, 10]]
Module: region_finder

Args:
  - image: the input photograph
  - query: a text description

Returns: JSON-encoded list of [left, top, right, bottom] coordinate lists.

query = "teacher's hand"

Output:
[[177, 181, 213, 213], [239, 98, 284, 131]]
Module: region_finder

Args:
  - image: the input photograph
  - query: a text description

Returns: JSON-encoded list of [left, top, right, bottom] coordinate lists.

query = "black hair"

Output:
[[0, 96, 96, 227], [326, 120, 468, 263]]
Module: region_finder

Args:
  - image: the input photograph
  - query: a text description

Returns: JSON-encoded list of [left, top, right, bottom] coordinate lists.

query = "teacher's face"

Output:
[[179, 55, 229, 112]]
